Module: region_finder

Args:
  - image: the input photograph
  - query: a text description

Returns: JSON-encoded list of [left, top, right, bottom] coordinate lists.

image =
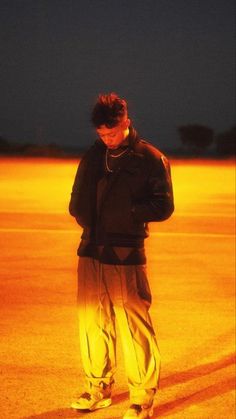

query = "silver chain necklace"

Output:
[[105, 147, 129, 173]]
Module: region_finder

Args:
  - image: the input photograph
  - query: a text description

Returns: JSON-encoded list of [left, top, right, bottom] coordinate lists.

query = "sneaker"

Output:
[[123, 403, 154, 418], [71, 382, 113, 411]]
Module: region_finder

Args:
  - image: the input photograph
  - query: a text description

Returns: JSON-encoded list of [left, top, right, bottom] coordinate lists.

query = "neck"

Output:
[[116, 129, 130, 149], [124, 127, 130, 139]]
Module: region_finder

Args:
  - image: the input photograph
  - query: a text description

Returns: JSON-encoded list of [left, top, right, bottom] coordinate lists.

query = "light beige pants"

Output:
[[77, 257, 161, 405]]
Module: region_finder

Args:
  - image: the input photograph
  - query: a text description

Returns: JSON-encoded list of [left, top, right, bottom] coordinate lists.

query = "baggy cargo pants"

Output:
[[77, 256, 161, 405]]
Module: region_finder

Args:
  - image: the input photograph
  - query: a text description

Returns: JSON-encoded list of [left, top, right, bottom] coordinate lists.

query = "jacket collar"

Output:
[[94, 125, 140, 152], [128, 125, 139, 149]]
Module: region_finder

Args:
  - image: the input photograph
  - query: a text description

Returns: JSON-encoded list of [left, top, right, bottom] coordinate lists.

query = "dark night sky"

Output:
[[0, 0, 235, 149]]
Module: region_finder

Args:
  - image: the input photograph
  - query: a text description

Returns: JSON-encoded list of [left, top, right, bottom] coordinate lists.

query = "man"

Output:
[[69, 92, 174, 418]]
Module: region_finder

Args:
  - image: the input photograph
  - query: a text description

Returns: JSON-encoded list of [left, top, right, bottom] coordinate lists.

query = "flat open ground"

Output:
[[0, 157, 235, 419]]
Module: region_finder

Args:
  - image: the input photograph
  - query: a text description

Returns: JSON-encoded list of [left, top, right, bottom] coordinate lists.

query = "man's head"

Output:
[[91, 92, 131, 149]]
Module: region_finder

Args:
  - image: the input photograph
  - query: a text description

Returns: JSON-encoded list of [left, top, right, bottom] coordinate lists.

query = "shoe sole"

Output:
[[71, 397, 112, 411], [123, 406, 154, 418], [148, 407, 154, 417]]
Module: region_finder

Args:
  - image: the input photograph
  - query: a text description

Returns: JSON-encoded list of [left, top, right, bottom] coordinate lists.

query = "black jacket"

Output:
[[69, 128, 174, 248]]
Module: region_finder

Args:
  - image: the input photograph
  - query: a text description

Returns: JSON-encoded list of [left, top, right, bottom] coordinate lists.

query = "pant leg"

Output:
[[77, 257, 116, 388], [102, 263, 161, 405]]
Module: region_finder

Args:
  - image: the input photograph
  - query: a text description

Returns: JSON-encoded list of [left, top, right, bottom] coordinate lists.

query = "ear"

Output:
[[126, 118, 131, 128]]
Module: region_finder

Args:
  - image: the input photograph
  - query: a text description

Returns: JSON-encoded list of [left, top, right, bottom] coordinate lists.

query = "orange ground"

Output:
[[0, 157, 235, 418]]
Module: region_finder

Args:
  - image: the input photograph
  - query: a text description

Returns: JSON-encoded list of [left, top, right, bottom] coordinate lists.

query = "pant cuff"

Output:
[[129, 388, 156, 405], [86, 377, 115, 390]]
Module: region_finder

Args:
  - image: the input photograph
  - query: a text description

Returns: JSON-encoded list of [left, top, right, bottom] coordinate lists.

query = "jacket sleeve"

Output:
[[132, 154, 174, 222], [68, 155, 88, 226]]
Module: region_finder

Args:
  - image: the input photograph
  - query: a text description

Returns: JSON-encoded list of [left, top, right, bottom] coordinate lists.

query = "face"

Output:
[[96, 118, 130, 149]]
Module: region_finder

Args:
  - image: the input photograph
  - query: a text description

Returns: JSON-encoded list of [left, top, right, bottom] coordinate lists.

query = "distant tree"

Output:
[[0, 136, 10, 152], [215, 126, 236, 156], [22, 142, 63, 157], [178, 124, 214, 154]]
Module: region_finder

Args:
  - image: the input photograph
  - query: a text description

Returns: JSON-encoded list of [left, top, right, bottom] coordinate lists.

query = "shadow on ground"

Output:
[[161, 352, 235, 388], [23, 391, 129, 418], [156, 377, 235, 417], [156, 352, 235, 417], [24, 353, 235, 418]]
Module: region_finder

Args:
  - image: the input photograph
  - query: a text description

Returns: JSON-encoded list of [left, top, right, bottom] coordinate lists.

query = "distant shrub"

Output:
[[178, 124, 214, 154], [215, 126, 236, 156]]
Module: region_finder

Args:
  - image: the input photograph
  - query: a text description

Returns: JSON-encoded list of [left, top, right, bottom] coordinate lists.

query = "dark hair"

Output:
[[91, 92, 128, 128]]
